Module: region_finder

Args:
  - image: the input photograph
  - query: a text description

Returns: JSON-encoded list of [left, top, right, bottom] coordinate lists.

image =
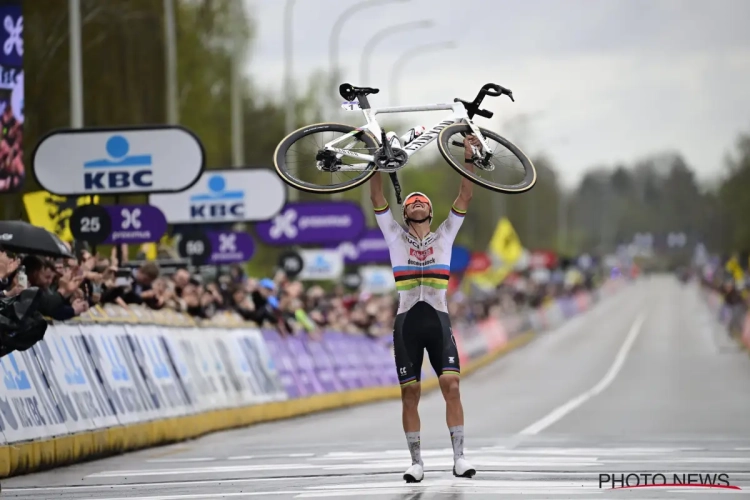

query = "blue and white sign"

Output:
[[298, 249, 344, 281], [149, 169, 286, 224], [32, 125, 205, 196], [360, 266, 396, 294]]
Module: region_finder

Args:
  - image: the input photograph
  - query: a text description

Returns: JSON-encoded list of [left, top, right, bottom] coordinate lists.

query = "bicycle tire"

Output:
[[437, 123, 537, 194], [273, 122, 379, 194]]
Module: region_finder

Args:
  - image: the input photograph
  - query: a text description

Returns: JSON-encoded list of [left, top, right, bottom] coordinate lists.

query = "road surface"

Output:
[[4, 275, 750, 498]]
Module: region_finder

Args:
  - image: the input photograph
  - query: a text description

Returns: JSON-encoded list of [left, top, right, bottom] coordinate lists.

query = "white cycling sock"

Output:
[[405, 431, 423, 466], [449, 425, 464, 461]]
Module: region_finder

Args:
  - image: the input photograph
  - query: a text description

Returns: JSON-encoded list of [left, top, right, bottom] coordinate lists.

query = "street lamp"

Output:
[[163, 0, 178, 124], [389, 40, 457, 106], [359, 20, 433, 86], [328, 0, 410, 92]]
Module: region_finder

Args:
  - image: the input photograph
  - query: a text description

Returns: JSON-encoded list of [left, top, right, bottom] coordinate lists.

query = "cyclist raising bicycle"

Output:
[[369, 134, 481, 483]]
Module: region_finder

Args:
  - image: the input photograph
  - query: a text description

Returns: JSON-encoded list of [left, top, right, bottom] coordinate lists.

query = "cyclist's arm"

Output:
[[439, 161, 474, 241], [453, 160, 474, 214], [370, 172, 401, 244]]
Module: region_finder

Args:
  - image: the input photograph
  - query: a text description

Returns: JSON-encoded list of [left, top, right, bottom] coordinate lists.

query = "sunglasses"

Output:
[[405, 195, 430, 206]]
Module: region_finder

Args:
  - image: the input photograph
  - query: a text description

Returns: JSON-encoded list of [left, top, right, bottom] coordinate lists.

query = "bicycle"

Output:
[[273, 82, 537, 204]]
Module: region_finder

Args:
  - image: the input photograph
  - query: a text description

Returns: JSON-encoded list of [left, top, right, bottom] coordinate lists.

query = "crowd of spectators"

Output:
[[0, 243, 601, 338]]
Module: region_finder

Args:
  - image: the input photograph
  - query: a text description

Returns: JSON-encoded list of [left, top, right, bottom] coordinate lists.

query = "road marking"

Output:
[[146, 458, 217, 463], [518, 313, 647, 436], [86, 464, 319, 477]]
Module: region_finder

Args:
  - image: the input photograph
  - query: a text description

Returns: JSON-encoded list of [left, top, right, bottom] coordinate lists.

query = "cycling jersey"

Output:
[[374, 201, 466, 315]]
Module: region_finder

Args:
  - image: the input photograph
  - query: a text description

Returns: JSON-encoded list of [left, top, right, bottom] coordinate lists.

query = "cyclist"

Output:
[[369, 134, 481, 483]]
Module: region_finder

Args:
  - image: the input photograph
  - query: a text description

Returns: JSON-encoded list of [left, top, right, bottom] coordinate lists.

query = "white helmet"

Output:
[[402, 191, 433, 223]]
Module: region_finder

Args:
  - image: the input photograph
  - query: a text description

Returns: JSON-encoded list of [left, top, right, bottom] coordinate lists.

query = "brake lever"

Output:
[[506, 90, 515, 102]]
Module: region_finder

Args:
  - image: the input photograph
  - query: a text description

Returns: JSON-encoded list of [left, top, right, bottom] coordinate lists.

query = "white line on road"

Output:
[[518, 313, 647, 436], [146, 458, 217, 463]]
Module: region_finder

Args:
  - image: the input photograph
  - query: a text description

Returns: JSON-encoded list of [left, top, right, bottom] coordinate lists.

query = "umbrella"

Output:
[[0, 221, 74, 259]]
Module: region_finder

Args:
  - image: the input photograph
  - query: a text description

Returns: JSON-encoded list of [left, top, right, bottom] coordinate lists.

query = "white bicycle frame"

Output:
[[322, 100, 494, 171]]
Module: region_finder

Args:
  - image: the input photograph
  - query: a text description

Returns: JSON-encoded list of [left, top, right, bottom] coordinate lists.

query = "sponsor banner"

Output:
[[0, 0, 25, 194], [210, 331, 267, 406], [207, 231, 255, 265], [260, 330, 305, 399], [255, 201, 366, 245], [283, 335, 325, 396], [328, 228, 390, 264], [475, 317, 508, 352], [0, 350, 68, 442], [359, 266, 396, 294], [301, 336, 344, 393], [33, 127, 205, 195], [149, 169, 286, 224], [322, 332, 363, 390], [31, 325, 118, 433], [466, 252, 491, 274], [76, 326, 155, 424], [235, 330, 287, 402], [125, 326, 193, 418], [230, 330, 286, 402], [450, 246, 471, 273], [298, 249, 344, 281], [160, 330, 221, 412], [103, 205, 168, 244]]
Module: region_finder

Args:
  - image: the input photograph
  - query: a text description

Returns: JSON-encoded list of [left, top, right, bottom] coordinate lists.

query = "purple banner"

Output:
[[206, 231, 255, 264], [103, 204, 168, 244], [303, 336, 344, 393], [254, 201, 366, 245], [328, 228, 391, 265], [285, 334, 325, 395], [261, 330, 304, 398], [322, 332, 364, 390]]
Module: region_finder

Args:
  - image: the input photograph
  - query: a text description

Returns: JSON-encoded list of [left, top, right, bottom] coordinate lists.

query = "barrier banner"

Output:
[[475, 317, 507, 352], [201, 330, 251, 407], [558, 297, 577, 318], [76, 326, 154, 424], [352, 335, 390, 386], [0, 350, 66, 442], [211, 332, 267, 405], [161, 331, 220, 411], [31, 325, 118, 433], [261, 330, 305, 398], [301, 335, 344, 393], [125, 326, 193, 417], [234, 330, 287, 402], [277, 334, 325, 396], [323, 332, 365, 390]]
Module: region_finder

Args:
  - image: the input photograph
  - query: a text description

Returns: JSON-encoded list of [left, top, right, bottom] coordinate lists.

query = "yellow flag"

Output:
[[464, 217, 523, 290], [488, 217, 523, 267], [23, 191, 100, 242]]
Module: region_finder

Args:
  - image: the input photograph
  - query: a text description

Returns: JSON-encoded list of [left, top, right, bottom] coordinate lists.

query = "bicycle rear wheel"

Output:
[[437, 123, 537, 194], [273, 122, 379, 194]]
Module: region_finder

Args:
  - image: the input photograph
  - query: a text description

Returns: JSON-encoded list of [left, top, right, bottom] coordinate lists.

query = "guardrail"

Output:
[[0, 278, 627, 478]]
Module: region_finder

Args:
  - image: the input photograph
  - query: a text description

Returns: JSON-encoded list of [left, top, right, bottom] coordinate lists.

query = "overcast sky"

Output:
[[243, 0, 750, 188]]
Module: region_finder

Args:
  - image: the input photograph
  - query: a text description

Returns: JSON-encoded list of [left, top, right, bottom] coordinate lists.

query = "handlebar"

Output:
[[454, 82, 514, 120]]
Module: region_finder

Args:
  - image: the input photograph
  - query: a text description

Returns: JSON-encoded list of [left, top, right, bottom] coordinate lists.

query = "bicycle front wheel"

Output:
[[273, 122, 379, 194], [437, 123, 537, 194]]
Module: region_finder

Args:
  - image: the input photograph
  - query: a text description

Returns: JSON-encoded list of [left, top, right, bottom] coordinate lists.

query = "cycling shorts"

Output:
[[393, 300, 460, 387]]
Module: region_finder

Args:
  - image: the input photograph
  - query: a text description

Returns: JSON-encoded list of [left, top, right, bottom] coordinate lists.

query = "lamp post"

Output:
[[359, 20, 433, 86], [163, 0, 179, 124], [69, 0, 83, 127], [389, 40, 457, 106]]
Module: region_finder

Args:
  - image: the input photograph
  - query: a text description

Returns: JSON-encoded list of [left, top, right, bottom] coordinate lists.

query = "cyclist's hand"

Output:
[[464, 134, 481, 161]]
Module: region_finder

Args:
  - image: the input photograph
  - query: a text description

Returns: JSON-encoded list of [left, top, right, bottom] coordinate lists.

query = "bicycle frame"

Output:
[[322, 100, 494, 171]]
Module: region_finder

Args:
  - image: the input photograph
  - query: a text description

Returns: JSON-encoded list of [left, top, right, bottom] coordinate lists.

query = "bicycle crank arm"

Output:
[[389, 172, 403, 205]]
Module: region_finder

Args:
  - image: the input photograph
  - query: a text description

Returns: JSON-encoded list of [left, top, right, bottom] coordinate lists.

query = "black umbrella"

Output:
[[0, 221, 74, 259]]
